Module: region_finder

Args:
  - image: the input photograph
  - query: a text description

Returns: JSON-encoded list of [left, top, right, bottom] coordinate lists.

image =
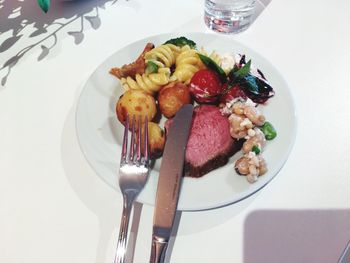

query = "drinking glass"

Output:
[[204, 0, 256, 33]]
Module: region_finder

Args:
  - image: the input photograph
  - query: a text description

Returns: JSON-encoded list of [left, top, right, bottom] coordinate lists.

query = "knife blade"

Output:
[[339, 240, 350, 263], [149, 104, 194, 263]]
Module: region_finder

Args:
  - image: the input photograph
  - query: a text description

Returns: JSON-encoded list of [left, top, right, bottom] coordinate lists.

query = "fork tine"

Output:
[[115, 115, 150, 263], [129, 115, 136, 163], [136, 116, 142, 164], [121, 114, 129, 163], [144, 116, 149, 164]]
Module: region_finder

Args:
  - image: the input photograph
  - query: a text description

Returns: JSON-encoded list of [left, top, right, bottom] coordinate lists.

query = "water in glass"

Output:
[[204, 0, 256, 33]]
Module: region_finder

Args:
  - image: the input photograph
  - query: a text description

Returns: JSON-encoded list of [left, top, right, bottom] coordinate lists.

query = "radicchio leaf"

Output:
[[228, 56, 274, 104]]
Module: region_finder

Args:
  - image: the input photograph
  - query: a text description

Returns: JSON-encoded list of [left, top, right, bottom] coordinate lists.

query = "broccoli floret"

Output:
[[164, 37, 196, 49]]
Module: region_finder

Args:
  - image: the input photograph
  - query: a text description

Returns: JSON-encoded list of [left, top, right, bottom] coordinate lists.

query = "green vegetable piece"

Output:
[[145, 61, 159, 75], [260, 122, 277, 140], [38, 0, 50, 13], [228, 60, 251, 79], [235, 60, 252, 78], [164, 37, 197, 49], [197, 53, 227, 83], [252, 145, 261, 155]]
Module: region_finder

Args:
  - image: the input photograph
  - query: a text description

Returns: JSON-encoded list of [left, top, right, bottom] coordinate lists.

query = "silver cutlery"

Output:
[[149, 104, 194, 263], [339, 240, 350, 263], [114, 115, 150, 263]]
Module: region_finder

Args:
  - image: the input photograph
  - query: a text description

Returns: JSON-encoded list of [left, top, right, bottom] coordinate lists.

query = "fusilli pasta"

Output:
[[121, 67, 171, 94], [144, 44, 180, 68], [172, 45, 201, 84]]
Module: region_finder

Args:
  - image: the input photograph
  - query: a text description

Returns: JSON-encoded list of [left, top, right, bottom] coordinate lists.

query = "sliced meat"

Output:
[[165, 105, 242, 178], [109, 42, 154, 79]]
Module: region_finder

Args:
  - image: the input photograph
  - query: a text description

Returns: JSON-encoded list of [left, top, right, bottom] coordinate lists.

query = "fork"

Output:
[[114, 115, 150, 263]]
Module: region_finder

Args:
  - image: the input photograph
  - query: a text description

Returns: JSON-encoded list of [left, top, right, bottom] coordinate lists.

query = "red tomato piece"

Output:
[[220, 84, 247, 104], [189, 69, 223, 103]]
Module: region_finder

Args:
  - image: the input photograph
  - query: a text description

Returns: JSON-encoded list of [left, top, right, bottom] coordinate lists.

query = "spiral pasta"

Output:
[[144, 44, 180, 68], [172, 45, 201, 84], [120, 67, 171, 95]]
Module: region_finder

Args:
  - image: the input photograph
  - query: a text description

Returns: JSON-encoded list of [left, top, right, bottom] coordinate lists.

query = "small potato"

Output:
[[158, 81, 191, 118], [142, 122, 165, 158], [116, 89, 157, 128]]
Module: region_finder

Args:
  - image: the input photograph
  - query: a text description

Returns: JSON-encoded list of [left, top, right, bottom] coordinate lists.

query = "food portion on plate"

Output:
[[173, 105, 242, 178], [110, 37, 277, 183]]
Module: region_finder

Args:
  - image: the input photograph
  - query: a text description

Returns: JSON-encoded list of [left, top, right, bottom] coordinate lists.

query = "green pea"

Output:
[[260, 122, 277, 140]]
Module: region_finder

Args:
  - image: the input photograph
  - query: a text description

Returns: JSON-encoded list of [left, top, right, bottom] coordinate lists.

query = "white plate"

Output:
[[76, 32, 296, 211]]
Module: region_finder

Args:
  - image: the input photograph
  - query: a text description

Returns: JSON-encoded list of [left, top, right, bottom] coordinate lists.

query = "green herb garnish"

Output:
[[228, 60, 258, 95], [230, 60, 251, 79], [197, 53, 226, 83], [252, 145, 261, 155], [260, 122, 277, 140], [145, 61, 159, 75], [164, 37, 197, 49]]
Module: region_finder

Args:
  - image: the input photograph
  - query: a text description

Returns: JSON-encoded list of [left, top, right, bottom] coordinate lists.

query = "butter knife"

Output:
[[149, 104, 194, 263]]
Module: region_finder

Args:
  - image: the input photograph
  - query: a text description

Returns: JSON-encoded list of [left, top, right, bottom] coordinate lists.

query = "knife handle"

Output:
[[150, 236, 168, 263]]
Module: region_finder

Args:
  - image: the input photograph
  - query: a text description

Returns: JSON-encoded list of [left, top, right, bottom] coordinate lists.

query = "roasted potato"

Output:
[[158, 81, 191, 118], [116, 89, 157, 127], [142, 122, 165, 158]]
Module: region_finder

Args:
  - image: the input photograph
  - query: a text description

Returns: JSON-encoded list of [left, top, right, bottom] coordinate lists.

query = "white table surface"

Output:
[[1, 0, 350, 262]]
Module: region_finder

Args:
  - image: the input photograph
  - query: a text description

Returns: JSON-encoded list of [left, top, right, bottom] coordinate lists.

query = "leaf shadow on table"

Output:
[[243, 209, 350, 263], [0, 0, 133, 87]]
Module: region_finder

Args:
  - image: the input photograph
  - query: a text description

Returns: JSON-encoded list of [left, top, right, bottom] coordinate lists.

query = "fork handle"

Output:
[[114, 193, 135, 263], [150, 236, 168, 263]]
